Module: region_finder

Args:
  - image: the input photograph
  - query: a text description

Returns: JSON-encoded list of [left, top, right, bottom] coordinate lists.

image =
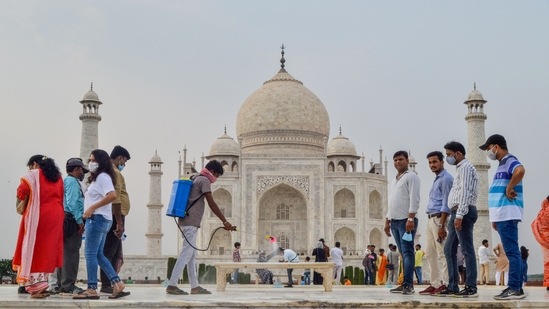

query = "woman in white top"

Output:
[[74, 149, 128, 300]]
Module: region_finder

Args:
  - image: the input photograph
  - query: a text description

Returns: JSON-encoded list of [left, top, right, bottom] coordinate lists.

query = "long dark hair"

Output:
[[27, 154, 61, 182], [88, 149, 117, 186]]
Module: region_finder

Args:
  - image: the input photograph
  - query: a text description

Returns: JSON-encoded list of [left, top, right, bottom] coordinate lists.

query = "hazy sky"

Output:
[[1, 1, 548, 274]]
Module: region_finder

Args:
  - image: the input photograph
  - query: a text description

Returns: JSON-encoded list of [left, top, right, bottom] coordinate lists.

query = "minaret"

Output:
[[146, 151, 164, 256], [408, 150, 417, 174], [79, 83, 102, 160], [464, 83, 492, 254]]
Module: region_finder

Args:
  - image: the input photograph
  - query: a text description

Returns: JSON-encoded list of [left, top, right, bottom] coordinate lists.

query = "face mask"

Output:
[[445, 154, 456, 166], [402, 232, 413, 242], [118, 164, 125, 172], [77, 172, 85, 181], [486, 146, 497, 161], [88, 162, 99, 173]]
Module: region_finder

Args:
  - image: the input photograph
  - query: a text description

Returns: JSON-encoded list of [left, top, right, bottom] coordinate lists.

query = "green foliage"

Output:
[[166, 257, 176, 279], [357, 268, 364, 285], [344, 266, 353, 284], [182, 266, 189, 284], [198, 263, 218, 284], [353, 266, 361, 285], [0, 259, 16, 282], [239, 272, 251, 284], [203, 265, 217, 283]]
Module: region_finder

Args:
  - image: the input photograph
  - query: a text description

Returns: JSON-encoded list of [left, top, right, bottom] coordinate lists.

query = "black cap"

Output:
[[66, 158, 89, 173], [479, 134, 507, 150]]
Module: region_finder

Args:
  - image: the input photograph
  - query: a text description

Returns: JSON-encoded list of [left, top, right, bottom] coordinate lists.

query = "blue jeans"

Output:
[[231, 269, 239, 283], [304, 271, 311, 285], [522, 259, 528, 283], [444, 207, 477, 292], [495, 220, 522, 290], [84, 215, 120, 289], [391, 218, 417, 287], [414, 266, 422, 284]]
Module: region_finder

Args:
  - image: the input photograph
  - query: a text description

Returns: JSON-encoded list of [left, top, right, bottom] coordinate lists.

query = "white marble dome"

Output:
[[150, 151, 162, 163], [467, 89, 484, 101], [236, 68, 330, 154], [327, 133, 357, 156], [82, 89, 101, 102], [209, 133, 240, 156]]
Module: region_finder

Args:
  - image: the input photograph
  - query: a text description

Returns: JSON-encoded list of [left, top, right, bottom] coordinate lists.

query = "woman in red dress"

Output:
[[13, 155, 64, 298]]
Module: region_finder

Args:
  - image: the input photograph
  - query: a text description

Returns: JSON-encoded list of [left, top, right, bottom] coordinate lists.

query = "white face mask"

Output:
[[88, 162, 99, 173], [486, 146, 497, 161]]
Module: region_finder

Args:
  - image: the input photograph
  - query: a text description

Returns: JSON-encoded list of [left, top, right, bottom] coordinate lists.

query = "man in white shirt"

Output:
[[478, 239, 491, 285], [279, 247, 300, 287], [330, 242, 344, 285], [384, 150, 421, 295]]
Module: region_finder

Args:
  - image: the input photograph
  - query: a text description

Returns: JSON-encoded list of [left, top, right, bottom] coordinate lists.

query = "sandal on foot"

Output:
[[112, 282, 125, 295], [73, 289, 100, 300], [31, 292, 51, 299], [109, 291, 131, 299], [166, 286, 188, 295], [191, 286, 212, 294]]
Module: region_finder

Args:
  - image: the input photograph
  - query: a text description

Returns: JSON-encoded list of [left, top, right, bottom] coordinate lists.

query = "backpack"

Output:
[[166, 175, 204, 218]]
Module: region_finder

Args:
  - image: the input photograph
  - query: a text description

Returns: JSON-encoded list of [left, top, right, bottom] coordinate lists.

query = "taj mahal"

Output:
[[75, 48, 493, 281]]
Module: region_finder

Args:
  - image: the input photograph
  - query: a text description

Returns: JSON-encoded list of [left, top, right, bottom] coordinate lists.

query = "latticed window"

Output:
[[276, 203, 289, 220], [279, 235, 290, 249]]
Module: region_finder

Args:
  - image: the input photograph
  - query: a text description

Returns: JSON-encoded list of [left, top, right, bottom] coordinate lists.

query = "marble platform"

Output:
[[1, 284, 548, 308]]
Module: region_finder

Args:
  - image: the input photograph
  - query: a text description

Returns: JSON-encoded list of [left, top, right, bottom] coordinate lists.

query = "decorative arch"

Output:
[[328, 161, 335, 172], [369, 228, 382, 249], [257, 183, 307, 253], [231, 161, 238, 172], [334, 227, 356, 255], [209, 226, 231, 255], [350, 161, 356, 172], [336, 160, 347, 172], [369, 190, 382, 219], [334, 188, 355, 218], [210, 188, 232, 217]]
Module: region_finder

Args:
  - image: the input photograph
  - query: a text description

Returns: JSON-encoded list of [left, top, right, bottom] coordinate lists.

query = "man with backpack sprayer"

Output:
[[166, 160, 234, 295]]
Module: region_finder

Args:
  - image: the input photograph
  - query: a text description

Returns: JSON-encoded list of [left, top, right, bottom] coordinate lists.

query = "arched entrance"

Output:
[[257, 183, 307, 253]]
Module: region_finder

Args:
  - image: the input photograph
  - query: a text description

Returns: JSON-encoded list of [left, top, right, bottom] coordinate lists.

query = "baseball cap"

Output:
[[66, 158, 89, 173], [479, 134, 507, 150]]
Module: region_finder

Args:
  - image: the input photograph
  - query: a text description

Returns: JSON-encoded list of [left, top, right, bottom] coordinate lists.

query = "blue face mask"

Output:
[[445, 154, 456, 165], [402, 232, 413, 242], [118, 164, 125, 172]]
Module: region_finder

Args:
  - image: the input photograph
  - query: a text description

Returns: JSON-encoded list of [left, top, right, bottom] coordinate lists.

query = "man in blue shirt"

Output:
[[479, 134, 526, 300], [56, 158, 88, 294], [420, 151, 453, 296]]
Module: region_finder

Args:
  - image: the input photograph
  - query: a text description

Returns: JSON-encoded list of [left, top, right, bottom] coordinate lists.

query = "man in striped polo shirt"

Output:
[[442, 141, 479, 298], [479, 134, 526, 300]]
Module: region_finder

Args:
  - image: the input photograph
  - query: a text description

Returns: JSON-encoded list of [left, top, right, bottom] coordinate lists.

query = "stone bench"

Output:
[[214, 262, 335, 292]]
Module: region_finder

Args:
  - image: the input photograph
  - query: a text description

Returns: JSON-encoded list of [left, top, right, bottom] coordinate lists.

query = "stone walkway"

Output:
[[1, 284, 548, 308]]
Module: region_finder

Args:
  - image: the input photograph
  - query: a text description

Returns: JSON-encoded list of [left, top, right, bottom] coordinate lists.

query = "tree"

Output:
[[0, 259, 16, 283]]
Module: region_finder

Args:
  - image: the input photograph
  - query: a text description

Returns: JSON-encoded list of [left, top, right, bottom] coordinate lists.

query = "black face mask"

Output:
[[77, 173, 85, 181]]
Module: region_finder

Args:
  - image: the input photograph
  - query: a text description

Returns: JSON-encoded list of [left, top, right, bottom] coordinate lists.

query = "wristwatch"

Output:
[[437, 224, 443, 228], [407, 218, 414, 222]]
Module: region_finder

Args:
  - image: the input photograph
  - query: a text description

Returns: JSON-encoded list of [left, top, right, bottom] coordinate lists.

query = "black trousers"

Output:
[[100, 215, 124, 287], [56, 224, 82, 290]]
